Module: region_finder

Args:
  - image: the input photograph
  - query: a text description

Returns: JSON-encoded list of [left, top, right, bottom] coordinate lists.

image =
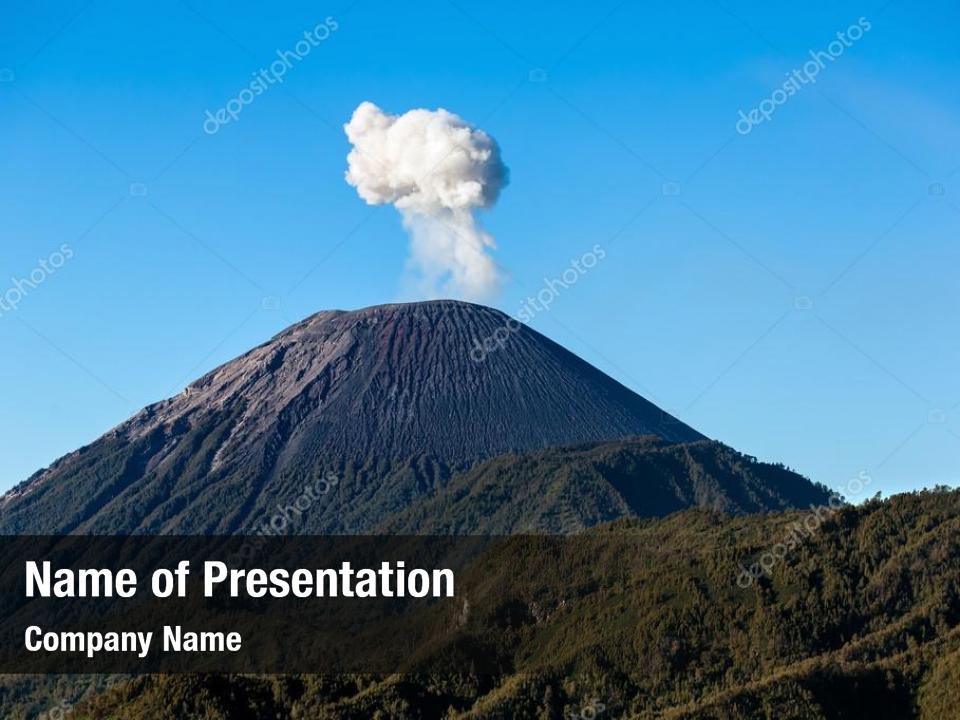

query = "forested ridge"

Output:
[[14, 487, 953, 719]]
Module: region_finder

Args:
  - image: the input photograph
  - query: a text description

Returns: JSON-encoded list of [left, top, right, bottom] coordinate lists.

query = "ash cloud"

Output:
[[344, 101, 508, 301]]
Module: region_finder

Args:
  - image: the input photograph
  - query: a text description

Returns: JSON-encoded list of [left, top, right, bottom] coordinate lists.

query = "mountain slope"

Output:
[[63, 489, 960, 720], [381, 436, 833, 533], [0, 300, 705, 534]]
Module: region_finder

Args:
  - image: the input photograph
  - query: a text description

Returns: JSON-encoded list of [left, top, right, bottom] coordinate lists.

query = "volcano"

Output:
[[0, 300, 827, 534]]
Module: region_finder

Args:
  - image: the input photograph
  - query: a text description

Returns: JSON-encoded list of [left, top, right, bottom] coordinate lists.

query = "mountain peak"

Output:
[[175, 298, 702, 458], [2, 301, 706, 533], [278, 299, 515, 340]]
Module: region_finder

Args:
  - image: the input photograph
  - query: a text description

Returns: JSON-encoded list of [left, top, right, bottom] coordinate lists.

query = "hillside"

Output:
[[380, 436, 833, 534], [59, 489, 960, 719]]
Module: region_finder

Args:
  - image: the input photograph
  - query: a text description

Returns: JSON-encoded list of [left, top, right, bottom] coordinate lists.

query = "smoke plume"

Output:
[[344, 101, 508, 301]]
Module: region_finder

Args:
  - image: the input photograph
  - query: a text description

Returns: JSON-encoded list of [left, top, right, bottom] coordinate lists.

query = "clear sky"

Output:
[[2, 0, 958, 498]]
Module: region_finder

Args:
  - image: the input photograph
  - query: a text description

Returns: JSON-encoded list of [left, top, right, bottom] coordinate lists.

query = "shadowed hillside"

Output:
[[381, 436, 833, 534], [56, 489, 960, 719]]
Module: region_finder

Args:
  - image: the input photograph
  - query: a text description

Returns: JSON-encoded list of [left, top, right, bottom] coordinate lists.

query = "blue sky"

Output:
[[1, 0, 958, 497]]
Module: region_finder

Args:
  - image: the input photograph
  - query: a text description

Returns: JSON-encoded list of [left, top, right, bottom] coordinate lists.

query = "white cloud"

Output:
[[344, 101, 509, 301]]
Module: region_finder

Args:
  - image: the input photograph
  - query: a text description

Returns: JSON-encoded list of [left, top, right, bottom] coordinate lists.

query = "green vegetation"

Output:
[[41, 488, 960, 719], [381, 437, 832, 533]]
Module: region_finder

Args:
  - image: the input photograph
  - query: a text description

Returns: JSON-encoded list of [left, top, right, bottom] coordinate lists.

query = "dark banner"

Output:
[[0, 534, 646, 674]]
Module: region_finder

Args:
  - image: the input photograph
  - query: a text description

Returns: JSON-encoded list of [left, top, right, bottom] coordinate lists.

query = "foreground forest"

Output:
[[14, 487, 954, 719]]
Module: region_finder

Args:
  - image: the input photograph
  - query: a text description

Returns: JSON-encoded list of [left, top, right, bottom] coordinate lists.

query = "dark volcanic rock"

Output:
[[1, 300, 707, 534]]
